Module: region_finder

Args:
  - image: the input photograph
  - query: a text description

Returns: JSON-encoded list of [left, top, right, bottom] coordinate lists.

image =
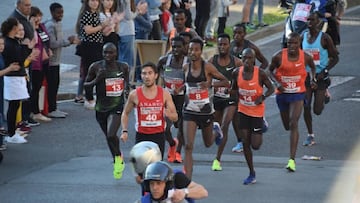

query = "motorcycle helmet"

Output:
[[143, 161, 174, 194], [129, 141, 162, 175]]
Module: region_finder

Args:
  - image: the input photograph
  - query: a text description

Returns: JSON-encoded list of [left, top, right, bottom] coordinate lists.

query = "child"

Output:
[[44, 3, 78, 118], [0, 35, 22, 149]]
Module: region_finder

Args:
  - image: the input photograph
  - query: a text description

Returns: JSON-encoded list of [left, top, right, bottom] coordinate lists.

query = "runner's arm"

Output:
[[164, 90, 178, 122], [120, 90, 137, 142]]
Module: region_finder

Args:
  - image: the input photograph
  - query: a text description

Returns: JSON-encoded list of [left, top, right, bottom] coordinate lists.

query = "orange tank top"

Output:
[[169, 27, 191, 42], [237, 66, 264, 117], [275, 49, 307, 94], [136, 86, 165, 134]]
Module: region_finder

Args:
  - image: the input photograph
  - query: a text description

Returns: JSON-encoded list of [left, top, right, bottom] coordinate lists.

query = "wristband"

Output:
[[122, 130, 128, 133]]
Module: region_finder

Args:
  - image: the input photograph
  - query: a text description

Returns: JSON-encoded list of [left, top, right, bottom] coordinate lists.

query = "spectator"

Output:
[[249, 0, 268, 28], [76, 0, 105, 109], [45, 3, 78, 118], [9, 0, 37, 127], [117, 0, 147, 83], [217, 0, 237, 35], [28, 6, 53, 122], [194, 0, 211, 39], [159, 0, 174, 40], [134, 0, 152, 82], [1, 18, 30, 144], [204, 0, 220, 44], [146, 0, 162, 40], [0, 35, 22, 149], [100, 0, 124, 46]]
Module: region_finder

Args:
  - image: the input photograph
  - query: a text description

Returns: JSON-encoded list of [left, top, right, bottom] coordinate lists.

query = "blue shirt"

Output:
[[302, 31, 328, 73]]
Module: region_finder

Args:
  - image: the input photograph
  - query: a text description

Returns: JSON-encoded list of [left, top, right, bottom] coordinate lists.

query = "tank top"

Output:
[[230, 39, 251, 60], [302, 31, 328, 73], [135, 86, 165, 134], [237, 66, 264, 117], [212, 54, 235, 99], [275, 49, 307, 94], [95, 61, 127, 112], [183, 61, 214, 115], [163, 54, 187, 95], [169, 27, 191, 42]]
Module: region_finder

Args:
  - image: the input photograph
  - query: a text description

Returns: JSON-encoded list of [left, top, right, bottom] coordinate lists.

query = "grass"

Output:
[[225, 7, 288, 37]]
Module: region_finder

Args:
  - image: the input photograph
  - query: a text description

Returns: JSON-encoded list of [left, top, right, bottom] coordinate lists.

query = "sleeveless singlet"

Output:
[[275, 49, 307, 94], [237, 66, 264, 117], [163, 54, 187, 95], [135, 86, 165, 134], [212, 54, 235, 99], [95, 61, 127, 112], [302, 31, 329, 73], [183, 61, 214, 115]]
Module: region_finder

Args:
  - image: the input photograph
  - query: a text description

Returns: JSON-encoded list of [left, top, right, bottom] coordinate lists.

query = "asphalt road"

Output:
[[0, 1, 360, 203]]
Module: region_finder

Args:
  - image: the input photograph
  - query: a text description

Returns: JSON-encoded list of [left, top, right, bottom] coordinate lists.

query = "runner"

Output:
[[301, 12, 338, 146], [121, 62, 178, 159], [231, 48, 274, 184], [207, 33, 243, 171], [158, 36, 188, 163], [182, 38, 229, 179], [269, 32, 316, 172], [230, 23, 269, 152], [83, 42, 129, 179]]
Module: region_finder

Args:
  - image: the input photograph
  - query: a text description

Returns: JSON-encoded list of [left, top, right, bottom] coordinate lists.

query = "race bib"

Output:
[[188, 87, 209, 105], [305, 48, 320, 65], [280, 75, 302, 93], [105, 78, 124, 97], [164, 78, 184, 95], [139, 106, 162, 127], [238, 88, 257, 106]]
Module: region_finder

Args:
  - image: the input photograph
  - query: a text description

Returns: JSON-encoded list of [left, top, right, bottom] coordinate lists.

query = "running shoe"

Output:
[[84, 100, 96, 110], [16, 122, 32, 133], [232, 142, 243, 153], [113, 156, 125, 179], [74, 97, 85, 104], [48, 110, 66, 118], [211, 159, 222, 171], [213, 122, 223, 146], [303, 136, 315, 146], [174, 152, 182, 163], [167, 138, 178, 163], [243, 173, 256, 185], [286, 159, 296, 172], [0, 129, 8, 136]]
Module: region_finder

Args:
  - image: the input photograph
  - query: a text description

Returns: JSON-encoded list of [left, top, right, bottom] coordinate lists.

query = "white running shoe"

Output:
[[84, 100, 96, 110], [32, 113, 52, 122], [5, 133, 28, 144]]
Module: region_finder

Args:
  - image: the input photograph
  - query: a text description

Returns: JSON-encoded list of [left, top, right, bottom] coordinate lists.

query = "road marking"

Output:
[[329, 76, 355, 88]]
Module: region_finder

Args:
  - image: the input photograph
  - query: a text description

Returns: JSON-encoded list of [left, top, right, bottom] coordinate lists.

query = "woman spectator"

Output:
[[28, 6, 53, 122], [76, 0, 106, 109]]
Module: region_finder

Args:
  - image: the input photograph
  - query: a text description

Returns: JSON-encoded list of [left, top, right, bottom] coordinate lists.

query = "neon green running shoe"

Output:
[[113, 156, 125, 179], [211, 159, 222, 171], [286, 159, 296, 172]]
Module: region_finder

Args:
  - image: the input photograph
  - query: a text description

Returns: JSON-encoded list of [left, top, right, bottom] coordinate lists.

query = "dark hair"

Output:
[[217, 33, 231, 42], [100, 0, 117, 14], [179, 31, 192, 40], [1, 17, 19, 36], [50, 2, 63, 12], [173, 8, 186, 15], [30, 6, 43, 18], [171, 36, 185, 45], [288, 32, 301, 41], [190, 37, 204, 50], [142, 62, 158, 74], [233, 23, 247, 33]]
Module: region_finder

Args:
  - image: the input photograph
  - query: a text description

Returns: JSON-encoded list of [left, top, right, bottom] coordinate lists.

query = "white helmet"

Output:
[[129, 141, 162, 174]]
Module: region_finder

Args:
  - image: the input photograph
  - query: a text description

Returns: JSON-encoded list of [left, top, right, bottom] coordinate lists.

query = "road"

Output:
[[0, 1, 360, 203]]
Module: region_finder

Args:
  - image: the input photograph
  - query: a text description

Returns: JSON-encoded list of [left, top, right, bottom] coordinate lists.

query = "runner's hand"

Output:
[[120, 132, 128, 142]]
